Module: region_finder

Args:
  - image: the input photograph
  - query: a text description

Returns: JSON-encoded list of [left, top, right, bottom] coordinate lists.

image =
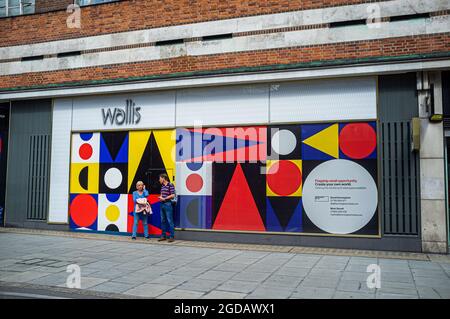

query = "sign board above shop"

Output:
[[69, 77, 377, 132], [72, 91, 176, 131]]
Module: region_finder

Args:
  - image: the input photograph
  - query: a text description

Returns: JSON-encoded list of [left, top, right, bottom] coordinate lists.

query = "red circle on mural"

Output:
[[70, 194, 97, 227], [339, 123, 376, 159], [186, 174, 204, 193], [267, 161, 302, 196], [79, 143, 93, 160]]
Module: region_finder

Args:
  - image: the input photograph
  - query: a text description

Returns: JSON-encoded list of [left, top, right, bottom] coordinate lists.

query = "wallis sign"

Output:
[[102, 99, 141, 126]]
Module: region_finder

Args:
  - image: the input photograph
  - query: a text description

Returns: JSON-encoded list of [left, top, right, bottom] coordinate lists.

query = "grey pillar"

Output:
[[418, 71, 448, 253]]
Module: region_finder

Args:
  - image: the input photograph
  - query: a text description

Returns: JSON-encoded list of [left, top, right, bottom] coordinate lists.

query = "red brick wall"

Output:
[[0, 0, 381, 47], [35, 0, 74, 13], [1, 33, 448, 90]]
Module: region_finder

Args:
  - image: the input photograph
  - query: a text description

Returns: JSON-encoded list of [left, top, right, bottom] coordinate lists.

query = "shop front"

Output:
[[48, 76, 382, 243]]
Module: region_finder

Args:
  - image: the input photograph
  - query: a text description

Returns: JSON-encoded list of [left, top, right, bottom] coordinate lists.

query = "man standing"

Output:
[[158, 173, 175, 242]]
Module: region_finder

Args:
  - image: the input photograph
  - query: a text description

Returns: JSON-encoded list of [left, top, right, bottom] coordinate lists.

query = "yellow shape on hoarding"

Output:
[[128, 131, 151, 191], [302, 124, 339, 158], [153, 130, 176, 184], [105, 205, 120, 222], [70, 163, 99, 194]]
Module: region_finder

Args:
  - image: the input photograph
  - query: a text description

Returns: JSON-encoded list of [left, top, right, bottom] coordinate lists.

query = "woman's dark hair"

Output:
[[159, 173, 170, 182]]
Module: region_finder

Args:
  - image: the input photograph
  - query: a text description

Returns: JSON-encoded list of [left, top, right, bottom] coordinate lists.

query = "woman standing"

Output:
[[131, 181, 150, 240]]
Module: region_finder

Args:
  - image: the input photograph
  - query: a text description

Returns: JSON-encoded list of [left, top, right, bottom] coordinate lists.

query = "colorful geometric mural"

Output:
[[69, 130, 175, 235], [69, 121, 378, 236]]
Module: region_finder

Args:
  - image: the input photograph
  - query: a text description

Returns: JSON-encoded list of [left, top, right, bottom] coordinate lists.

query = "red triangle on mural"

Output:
[[213, 164, 265, 231]]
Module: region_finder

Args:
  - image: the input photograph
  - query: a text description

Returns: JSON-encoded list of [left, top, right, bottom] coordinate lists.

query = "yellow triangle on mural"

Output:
[[128, 131, 151, 191], [153, 130, 176, 184], [303, 124, 339, 158]]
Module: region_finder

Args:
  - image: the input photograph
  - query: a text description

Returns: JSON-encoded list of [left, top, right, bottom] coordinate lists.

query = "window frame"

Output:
[[0, 0, 35, 17], [0, 0, 122, 18], [75, 0, 120, 7]]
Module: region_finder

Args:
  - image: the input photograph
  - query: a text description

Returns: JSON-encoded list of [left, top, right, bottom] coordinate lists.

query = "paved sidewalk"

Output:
[[0, 230, 449, 299]]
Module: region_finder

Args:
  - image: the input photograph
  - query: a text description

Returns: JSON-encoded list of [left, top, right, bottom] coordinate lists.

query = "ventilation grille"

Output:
[[26, 134, 50, 221], [444, 117, 450, 130], [380, 121, 420, 235]]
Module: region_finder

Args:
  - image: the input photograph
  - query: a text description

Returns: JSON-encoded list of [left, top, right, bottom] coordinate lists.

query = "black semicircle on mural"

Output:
[[186, 197, 200, 227], [105, 224, 119, 232], [78, 166, 89, 191]]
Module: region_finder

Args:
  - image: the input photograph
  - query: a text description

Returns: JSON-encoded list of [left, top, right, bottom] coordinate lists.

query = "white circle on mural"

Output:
[[104, 168, 122, 189], [302, 159, 378, 234], [272, 129, 297, 155]]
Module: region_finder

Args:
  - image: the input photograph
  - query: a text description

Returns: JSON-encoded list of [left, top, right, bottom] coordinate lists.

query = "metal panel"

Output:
[[378, 73, 420, 236], [176, 84, 269, 127], [5, 100, 52, 226], [48, 99, 72, 223], [270, 77, 377, 123]]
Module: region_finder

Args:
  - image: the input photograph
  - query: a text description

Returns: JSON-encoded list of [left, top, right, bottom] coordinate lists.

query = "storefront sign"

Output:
[[102, 99, 141, 126]]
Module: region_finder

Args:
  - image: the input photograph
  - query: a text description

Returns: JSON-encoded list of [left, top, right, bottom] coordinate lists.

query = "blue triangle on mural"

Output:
[[100, 134, 128, 163], [285, 198, 303, 232], [114, 134, 128, 163], [302, 143, 334, 161], [265, 198, 283, 232], [148, 201, 161, 229], [301, 123, 333, 140]]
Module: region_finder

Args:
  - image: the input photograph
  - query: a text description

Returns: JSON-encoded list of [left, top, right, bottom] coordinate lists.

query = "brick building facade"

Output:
[[0, 0, 449, 253]]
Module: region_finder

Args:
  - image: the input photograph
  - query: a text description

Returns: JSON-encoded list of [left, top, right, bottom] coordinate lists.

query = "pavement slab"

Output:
[[202, 290, 247, 299], [123, 283, 175, 298], [157, 289, 205, 299], [0, 230, 449, 299]]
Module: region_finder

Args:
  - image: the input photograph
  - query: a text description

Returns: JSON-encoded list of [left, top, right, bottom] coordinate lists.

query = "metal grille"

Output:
[[380, 121, 420, 235], [444, 117, 450, 130], [26, 134, 50, 221]]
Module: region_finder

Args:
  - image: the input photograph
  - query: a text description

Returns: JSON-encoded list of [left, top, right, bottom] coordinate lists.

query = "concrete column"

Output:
[[418, 71, 448, 253]]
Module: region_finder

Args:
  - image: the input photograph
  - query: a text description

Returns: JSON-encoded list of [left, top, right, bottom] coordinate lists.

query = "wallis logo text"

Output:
[[102, 99, 141, 125]]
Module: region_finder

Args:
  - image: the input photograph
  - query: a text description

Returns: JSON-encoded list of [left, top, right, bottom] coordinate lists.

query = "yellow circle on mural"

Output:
[[106, 205, 120, 222]]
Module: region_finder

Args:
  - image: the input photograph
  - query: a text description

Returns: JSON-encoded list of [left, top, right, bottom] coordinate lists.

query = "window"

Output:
[[76, 0, 118, 6], [0, 0, 35, 17]]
